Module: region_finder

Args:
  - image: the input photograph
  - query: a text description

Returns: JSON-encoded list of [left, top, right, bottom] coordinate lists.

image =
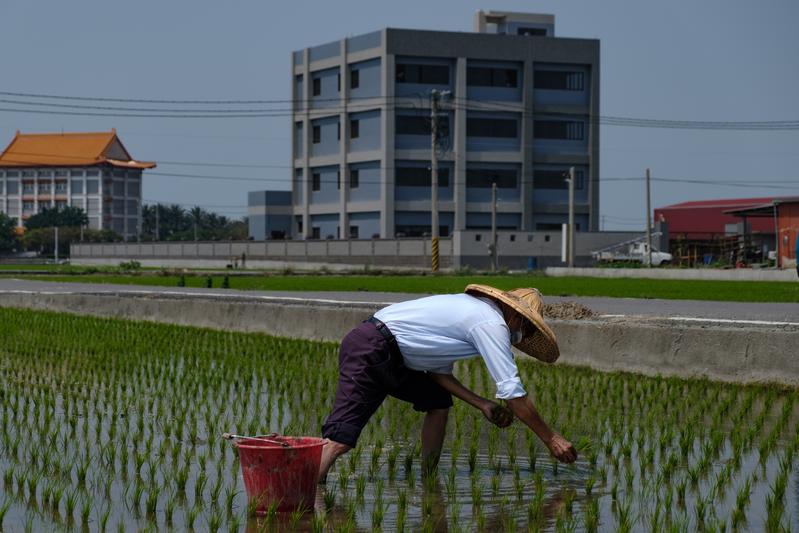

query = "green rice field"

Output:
[[7, 273, 799, 302], [0, 308, 797, 531]]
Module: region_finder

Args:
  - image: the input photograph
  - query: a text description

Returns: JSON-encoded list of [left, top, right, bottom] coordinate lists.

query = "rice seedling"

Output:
[[1, 308, 798, 531]]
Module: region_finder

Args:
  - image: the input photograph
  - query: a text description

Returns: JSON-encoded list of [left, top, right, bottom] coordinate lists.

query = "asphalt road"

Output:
[[1, 278, 797, 326]]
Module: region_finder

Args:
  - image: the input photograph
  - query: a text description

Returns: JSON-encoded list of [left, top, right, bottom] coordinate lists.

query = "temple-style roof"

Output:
[[0, 130, 156, 169]]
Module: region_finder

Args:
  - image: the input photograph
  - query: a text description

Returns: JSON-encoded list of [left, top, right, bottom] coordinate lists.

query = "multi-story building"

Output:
[[289, 11, 599, 240], [0, 130, 155, 240]]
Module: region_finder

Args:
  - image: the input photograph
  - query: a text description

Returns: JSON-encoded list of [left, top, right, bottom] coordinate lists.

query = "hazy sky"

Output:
[[0, 0, 796, 230]]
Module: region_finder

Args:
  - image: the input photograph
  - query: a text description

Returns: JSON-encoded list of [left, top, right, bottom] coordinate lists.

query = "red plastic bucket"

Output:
[[236, 436, 326, 514]]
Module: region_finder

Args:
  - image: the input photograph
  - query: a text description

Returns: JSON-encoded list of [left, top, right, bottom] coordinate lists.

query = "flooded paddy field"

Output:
[[0, 307, 797, 531]]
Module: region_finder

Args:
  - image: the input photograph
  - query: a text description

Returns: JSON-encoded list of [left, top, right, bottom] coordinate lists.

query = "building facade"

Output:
[[0, 130, 155, 240], [290, 11, 599, 239], [248, 190, 292, 240]]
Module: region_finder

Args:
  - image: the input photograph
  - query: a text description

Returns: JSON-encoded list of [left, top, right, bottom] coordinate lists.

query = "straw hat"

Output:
[[465, 285, 560, 363]]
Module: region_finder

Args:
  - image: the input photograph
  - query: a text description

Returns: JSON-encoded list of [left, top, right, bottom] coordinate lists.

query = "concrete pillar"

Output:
[[301, 48, 311, 239], [380, 43, 395, 239], [453, 57, 467, 232], [521, 58, 535, 232]]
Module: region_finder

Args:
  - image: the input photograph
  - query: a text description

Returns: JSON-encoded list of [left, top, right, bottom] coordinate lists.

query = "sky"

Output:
[[0, 0, 796, 230]]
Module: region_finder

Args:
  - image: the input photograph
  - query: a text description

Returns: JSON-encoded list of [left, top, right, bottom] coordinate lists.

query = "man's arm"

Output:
[[429, 373, 512, 427], [507, 395, 577, 463]]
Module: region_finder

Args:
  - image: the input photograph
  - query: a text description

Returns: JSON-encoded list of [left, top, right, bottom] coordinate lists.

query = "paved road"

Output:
[[1, 278, 797, 325]]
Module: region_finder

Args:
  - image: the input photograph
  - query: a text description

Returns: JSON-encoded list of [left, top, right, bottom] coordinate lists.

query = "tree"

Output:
[[0, 212, 19, 254], [24, 206, 88, 230], [140, 203, 248, 241]]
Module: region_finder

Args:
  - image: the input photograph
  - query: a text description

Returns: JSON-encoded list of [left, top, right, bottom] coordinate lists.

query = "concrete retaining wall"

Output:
[[0, 291, 795, 387], [546, 266, 797, 282]]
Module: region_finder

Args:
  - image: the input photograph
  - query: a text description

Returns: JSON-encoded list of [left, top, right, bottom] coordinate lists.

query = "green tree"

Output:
[[24, 206, 88, 230], [0, 212, 19, 254]]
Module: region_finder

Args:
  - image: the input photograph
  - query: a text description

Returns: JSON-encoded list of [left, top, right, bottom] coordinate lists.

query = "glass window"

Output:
[[71, 180, 84, 194], [55, 170, 67, 177], [396, 115, 449, 137], [350, 169, 359, 189], [395, 64, 449, 85], [127, 181, 140, 196], [312, 126, 321, 144], [466, 118, 517, 138], [466, 168, 517, 188], [350, 69, 359, 89], [467, 67, 518, 88], [113, 181, 125, 196], [86, 180, 99, 194], [70, 170, 84, 177], [534, 170, 585, 189], [113, 199, 125, 215], [534, 120, 585, 140], [86, 170, 99, 177], [312, 78, 321, 96], [349, 225, 359, 239], [6, 181, 18, 194], [311, 173, 321, 191], [534, 70, 585, 91], [395, 167, 449, 187], [350, 119, 359, 139], [55, 182, 67, 193]]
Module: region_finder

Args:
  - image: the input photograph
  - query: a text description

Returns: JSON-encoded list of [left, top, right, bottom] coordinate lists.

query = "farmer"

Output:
[[319, 284, 576, 482]]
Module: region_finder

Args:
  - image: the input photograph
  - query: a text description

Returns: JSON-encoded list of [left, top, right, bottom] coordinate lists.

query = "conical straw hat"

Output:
[[465, 284, 560, 363]]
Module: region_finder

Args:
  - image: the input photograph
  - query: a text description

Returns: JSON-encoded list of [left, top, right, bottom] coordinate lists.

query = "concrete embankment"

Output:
[[546, 266, 797, 282], [1, 290, 795, 387]]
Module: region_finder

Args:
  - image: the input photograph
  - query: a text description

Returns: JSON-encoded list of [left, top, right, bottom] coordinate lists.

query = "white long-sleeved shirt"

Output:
[[373, 293, 526, 400]]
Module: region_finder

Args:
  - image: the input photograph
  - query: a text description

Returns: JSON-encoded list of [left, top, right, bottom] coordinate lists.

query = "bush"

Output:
[[118, 260, 142, 272]]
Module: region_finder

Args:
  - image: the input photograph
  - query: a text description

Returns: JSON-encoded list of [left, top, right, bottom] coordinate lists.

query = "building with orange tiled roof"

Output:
[[0, 130, 155, 240]]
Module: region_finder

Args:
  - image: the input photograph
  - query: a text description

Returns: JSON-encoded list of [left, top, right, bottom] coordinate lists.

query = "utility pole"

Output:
[[567, 167, 575, 267], [54, 226, 59, 263], [646, 168, 652, 267], [430, 90, 441, 272], [491, 181, 497, 271]]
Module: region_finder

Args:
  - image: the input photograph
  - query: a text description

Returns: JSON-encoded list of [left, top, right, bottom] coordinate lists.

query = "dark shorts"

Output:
[[321, 320, 453, 448]]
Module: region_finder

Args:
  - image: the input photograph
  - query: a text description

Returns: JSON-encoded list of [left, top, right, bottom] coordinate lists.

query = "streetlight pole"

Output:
[[646, 168, 652, 267]]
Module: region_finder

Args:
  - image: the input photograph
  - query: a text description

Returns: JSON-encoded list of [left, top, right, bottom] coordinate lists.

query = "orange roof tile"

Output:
[[0, 130, 156, 169]]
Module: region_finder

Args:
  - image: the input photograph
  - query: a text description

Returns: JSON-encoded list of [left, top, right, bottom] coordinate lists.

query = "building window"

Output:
[[395, 64, 449, 85], [22, 201, 34, 212], [311, 227, 321, 239], [312, 78, 321, 96], [349, 225, 359, 239], [337, 73, 341, 92], [56, 200, 67, 209], [350, 69, 360, 89], [337, 122, 340, 141], [537, 223, 562, 231], [466, 67, 518, 88], [6, 181, 18, 194], [312, 125, 321, 144], [113, 181, 125, 196], [86, 170, 99, 177], [86, 180, 99, 194], [71, 181, 83, 194], [534, 120, 585, 140], [55, 170, 67, 177], [535, 70, 585, 91], [350, 169, 359, 189], [534, 169, 585, 189], [466, 168, 517, 189], [37, 182, 51, 193], [350, 119, 359, 139], [311, 173, 321, 191], [22, 182, 34, 194], [337, 170, 341, 190], [297, 218, 303, 233], [518, 27, 547, 36], [466, 118, 517, 138], [396, 115, 449, 137], [396, 167, 450, 187], [55, 182, 67, 194]]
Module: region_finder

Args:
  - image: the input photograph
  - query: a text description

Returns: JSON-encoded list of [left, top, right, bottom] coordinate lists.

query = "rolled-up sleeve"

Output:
[[467, 321, 527, 400]]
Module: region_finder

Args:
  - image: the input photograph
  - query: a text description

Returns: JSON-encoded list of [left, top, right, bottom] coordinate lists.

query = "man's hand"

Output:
[[481, 401, 514, 428], [546, 433, 577, 463]]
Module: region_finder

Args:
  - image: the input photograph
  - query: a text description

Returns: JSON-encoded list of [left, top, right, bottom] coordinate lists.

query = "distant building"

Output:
[[724, 197, 799, 268], [0, 130, 155, 240], [654, 197, 794, 265], [289, 11, 599, 240], [247, 190, 292, 240]]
